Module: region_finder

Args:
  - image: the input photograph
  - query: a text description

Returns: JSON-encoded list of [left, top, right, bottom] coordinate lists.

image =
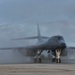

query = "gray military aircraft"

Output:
[[13, 25, 67, 63], [0, 25, 69, 63]]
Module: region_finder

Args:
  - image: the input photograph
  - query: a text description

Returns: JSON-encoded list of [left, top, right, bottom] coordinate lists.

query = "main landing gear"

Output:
[[34, 50, 42, 63], [34, 55, 42, 63]]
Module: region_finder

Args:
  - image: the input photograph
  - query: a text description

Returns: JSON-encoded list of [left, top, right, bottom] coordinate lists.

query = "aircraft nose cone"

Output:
[[60, 43, 66, 48]]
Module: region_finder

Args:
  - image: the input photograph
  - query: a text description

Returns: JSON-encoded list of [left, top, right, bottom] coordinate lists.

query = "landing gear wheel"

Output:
[[34, 57, 42, 63], [52, 58, 56, 62], [56, 59, 61, 63], [34, 58, 37, 63], [38, 58, 42, 63]]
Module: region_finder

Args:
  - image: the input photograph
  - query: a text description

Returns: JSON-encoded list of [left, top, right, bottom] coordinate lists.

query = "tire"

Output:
[[34, 58, 42, 63], [34, 58, 37, 63], [38, 58, 42, 63], [56, 59, 61, 63]]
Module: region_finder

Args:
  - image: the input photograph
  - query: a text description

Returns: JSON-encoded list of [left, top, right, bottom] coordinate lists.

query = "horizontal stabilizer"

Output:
[[12, 36, 49, 40]]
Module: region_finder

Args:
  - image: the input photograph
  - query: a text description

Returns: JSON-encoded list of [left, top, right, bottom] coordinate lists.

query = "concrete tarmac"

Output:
[[0, 64, 75, 75]]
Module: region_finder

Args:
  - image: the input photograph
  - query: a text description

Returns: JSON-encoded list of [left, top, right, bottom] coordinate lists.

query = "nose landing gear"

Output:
[[56, 58, 61, 63], [52, 49, 61, 63], [56, 49, 61, 63]]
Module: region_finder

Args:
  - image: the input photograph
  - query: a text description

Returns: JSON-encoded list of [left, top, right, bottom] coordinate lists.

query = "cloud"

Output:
[[0, 0, 73, 23]]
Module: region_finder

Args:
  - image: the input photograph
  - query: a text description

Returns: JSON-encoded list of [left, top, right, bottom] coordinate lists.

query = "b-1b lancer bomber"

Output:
[[21, 35, 66, 63], [0, 25, 73, 63]]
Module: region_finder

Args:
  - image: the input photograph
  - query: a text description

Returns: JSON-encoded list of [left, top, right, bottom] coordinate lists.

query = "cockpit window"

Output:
[[57, 36, 64, 41], [53, 36, 64, 41]]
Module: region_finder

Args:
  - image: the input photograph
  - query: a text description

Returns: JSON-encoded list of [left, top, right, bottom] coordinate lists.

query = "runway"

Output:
[[0, 64, 75, 75]]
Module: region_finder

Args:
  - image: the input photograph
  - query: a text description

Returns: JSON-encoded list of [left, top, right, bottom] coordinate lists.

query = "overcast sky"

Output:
[[0, 0, 75, 46], [0, 0, 75, 23]]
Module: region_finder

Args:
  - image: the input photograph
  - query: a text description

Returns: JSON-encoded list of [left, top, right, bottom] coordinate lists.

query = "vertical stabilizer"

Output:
[[13, 24, 49, 42], [37, 23, 41, 37], [37, 23, 42, 42]]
